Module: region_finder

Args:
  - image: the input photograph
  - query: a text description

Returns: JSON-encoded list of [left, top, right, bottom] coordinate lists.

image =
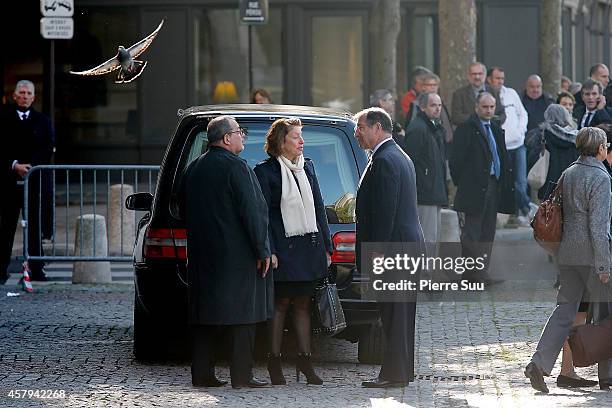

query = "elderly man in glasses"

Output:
[[178, 115, 271, 389]]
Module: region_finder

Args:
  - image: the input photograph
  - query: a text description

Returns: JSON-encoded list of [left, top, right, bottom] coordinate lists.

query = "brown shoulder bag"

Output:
[[530, 173, 565, 255]]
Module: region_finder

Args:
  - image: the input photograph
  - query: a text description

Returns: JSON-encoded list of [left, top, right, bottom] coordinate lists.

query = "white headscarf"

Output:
[[277, 155, 318, 237]]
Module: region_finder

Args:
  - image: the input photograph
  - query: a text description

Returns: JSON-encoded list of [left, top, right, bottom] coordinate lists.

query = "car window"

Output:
[[172, 121, 359, 220]]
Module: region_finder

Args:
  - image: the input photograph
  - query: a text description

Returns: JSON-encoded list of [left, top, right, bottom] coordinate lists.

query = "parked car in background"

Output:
[[126, 104, 385, 363]]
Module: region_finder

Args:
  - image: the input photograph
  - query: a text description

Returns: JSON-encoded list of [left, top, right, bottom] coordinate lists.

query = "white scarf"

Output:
[[277, 155, 318, 237]]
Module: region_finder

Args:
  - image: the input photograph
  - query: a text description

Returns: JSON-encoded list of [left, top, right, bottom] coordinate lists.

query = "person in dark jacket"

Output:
[[254, 118, 332, 386], [402, 92, 447, 253], [535, 104, 579, 200], [449, 93, 515, 282], [354, 107, 425, 388], [573, 79, 612, 129], [574, 63, 609, 109], [0, 80, 55, 284], [179, 115, 271, 389], [522, 75, 554, 131]]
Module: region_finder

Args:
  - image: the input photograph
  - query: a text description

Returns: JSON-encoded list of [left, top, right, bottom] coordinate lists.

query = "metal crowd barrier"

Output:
[[23, 165, 160, 263]]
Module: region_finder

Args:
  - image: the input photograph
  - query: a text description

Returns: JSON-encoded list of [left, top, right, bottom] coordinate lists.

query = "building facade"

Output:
[[1, 0, 610, 164]]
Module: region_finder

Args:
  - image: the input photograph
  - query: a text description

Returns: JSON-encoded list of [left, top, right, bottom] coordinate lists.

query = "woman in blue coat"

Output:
[[254, 118, 332, 386]]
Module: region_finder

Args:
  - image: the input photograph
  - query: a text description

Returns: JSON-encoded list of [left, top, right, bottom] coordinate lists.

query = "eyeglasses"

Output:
[[226, 126, 249, 140]]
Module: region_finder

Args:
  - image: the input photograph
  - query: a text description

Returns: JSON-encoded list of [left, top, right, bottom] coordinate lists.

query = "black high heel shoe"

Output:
[[267, 353, 286, 385], [295, 353, 323, 385]]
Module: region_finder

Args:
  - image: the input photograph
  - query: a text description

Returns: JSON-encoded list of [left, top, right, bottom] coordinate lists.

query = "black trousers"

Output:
[[378, 301, 417, 383], [0, 184, 44, 276], [457, 176, 498, 281], [191, 323, 255, 386]]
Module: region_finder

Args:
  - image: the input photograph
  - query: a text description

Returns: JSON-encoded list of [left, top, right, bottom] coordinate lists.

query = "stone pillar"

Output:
[[73, 214, 111, 283], [108, 184, 135, 256]]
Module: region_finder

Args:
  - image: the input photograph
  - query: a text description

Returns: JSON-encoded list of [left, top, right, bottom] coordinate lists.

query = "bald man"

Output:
[[521, 75, 554, 131], [449, 93, 515, 283]]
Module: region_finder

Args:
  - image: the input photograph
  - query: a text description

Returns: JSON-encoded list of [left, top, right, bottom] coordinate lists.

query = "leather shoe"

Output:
[[556, 374, 597, 388], [232, 377, 269, 389], [524, 362, 549, 393], [361, 378, 407, 388], [193, 377, 228, 387]]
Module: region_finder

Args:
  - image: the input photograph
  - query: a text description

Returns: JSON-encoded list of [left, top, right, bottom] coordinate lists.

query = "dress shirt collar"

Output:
[[371, 137, 392, 155]]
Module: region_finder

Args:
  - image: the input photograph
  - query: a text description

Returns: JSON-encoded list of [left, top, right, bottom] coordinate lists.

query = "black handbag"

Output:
[[312, 276, 346, 336]]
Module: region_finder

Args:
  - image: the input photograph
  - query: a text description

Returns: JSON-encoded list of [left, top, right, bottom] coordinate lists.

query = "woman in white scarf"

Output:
[[254, 118, 332, 387]]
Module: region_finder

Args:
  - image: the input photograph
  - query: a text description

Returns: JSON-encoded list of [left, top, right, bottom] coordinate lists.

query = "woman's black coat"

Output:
[[538, 129, 579, 199], [254, 157, 333, 282]]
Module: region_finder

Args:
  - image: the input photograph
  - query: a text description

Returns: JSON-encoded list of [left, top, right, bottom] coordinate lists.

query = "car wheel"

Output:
[[133, 293, 163, 361], [357, 320, 386, 364], [133, 293, 189, 362]]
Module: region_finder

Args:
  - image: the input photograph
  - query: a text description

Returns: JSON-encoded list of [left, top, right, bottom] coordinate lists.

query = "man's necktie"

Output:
[[583, 111, 593, 128], [21, 113, 27, 121], [484, 124, 501, 180]]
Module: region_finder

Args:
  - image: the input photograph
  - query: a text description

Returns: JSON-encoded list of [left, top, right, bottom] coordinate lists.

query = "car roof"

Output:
[[178, 104, 355, 122]]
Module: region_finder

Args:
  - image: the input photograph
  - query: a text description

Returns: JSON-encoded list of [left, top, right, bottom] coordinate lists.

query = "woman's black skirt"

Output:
[[274, 280, 318, 298]]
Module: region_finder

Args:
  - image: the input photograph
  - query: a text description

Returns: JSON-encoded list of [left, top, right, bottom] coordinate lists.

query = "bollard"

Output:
[[496, 213, 510, 229], [440, 208, 461, 242], [108, 184, 135, 256], [72, 214, 111, 283]]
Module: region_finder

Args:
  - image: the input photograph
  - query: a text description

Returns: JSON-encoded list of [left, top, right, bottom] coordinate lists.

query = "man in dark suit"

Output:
[[0, 80, 55, 284], [573, 79, 612, 129], [451, 62, 505, 127], [574, 63, 609, 109], [354, 107, 425, 388], [450, 93, 515, 282], [179, 115, 271, 389]]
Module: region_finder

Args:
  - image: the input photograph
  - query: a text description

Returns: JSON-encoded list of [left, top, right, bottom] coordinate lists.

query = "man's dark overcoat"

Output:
[[449, 114, 515, 215], [180, 146, 271, 326], [402, 110, 448, 206], [1, 107, 55, 184], [355, 138, 425, 383], [0, 106, 55, 276]]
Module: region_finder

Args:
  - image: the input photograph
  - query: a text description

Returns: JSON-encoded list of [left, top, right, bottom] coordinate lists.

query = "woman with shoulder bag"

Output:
[[525, 127, 612, 393], [254, 118, 333, 386]]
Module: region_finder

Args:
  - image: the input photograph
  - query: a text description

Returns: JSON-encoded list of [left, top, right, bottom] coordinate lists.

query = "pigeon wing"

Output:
[[127, 19, 164, 59], [69, 54, 121, 76]]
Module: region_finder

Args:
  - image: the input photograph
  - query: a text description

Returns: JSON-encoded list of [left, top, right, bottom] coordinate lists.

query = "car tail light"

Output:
[[331, 231, 356, 264], [144, 227, 187, 260]]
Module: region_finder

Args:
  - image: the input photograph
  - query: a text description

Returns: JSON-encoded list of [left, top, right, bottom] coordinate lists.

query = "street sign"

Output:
[[40, 17, 74, 39], [40, 0, 74, 17], [239, 0, 268, 25]]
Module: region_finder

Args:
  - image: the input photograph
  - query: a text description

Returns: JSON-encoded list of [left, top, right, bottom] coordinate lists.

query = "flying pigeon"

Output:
[[70, 20, 164, 84]]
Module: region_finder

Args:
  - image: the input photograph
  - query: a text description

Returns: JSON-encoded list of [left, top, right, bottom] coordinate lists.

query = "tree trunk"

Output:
[[369, 0, 401, 94], [438, 0, 476, 110], [540, 0, 562, 95]]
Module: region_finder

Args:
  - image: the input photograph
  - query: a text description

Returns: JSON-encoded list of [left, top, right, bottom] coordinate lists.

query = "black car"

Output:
[[126, 104, 385, 363]]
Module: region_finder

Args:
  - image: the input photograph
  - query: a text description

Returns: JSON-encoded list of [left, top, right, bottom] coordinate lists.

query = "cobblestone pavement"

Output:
[[1, 281, 612, 407]]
